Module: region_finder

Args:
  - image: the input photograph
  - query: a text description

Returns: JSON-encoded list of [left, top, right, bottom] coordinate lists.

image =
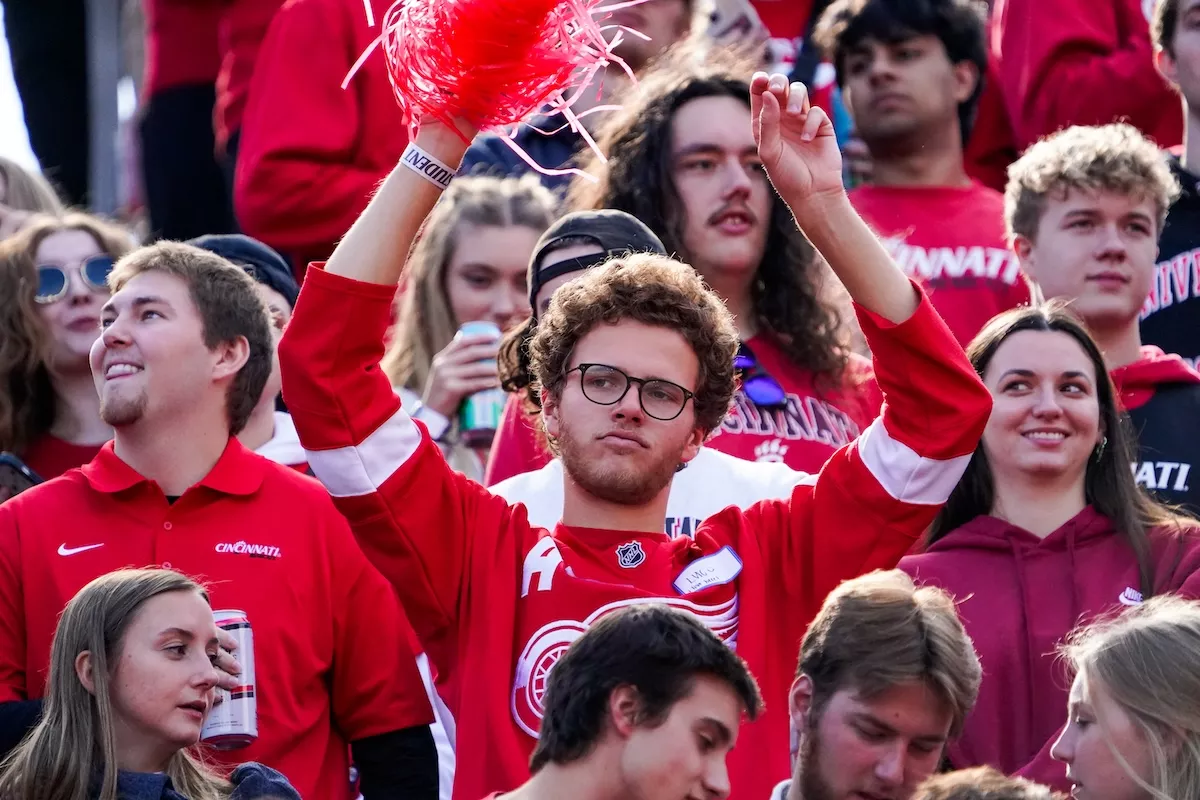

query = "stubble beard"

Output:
[[99, 387, 148, 428], [557, 419, 684, 508]]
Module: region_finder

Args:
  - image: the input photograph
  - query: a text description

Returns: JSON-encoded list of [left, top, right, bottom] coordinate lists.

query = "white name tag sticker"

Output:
[[673, 546, 743, 595]]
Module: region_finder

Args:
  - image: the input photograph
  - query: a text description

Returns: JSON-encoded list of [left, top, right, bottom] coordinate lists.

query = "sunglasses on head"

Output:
[[734, 342, 787, 409], [35, 255, 115, 304]]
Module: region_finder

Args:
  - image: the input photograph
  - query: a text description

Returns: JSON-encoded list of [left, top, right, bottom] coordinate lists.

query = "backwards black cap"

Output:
[[528, 209, 667, 319]]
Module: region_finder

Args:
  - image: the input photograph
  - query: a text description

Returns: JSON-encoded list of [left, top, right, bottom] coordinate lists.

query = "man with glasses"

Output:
[[279, 72, 991, 800]]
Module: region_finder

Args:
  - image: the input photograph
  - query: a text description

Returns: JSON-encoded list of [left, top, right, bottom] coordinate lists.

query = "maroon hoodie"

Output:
[[900, 507, 1200, 791], [1111, 346, 1200, 513]]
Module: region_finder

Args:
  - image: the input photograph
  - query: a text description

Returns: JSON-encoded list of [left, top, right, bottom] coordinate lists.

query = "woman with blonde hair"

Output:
[[0, 157, 65, 240], [381, 173, 556, 479], [1052, 595, 1200, 800], [0, 213, 133, 480], [0, 568, 299, 800]]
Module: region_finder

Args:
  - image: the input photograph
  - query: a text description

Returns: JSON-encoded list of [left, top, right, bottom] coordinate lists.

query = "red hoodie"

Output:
[[1110, 346, 1200, 513], [141, 0, 222, 97], [965, 0, 1182, 192], [900, 508, 1200, 791], [233, 0, 406, 272], [215, 0, 286, 154]]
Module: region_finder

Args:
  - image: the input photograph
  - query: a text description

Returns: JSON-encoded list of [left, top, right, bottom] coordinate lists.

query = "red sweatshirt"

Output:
[[233, 0, 406, 271], [215, 0, 286, 153], [851, 183, 1031, 346], [141, 0, 222, 97], [279, 265, 991, 800], [486, 338, 881, 486], [900, 508, 1200, 790], [1110, 346, 1200, 512], [966, 0, 1182, 192]]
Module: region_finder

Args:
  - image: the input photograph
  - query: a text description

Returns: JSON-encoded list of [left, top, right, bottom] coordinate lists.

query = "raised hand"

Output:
[[750, 72, 844, 205]]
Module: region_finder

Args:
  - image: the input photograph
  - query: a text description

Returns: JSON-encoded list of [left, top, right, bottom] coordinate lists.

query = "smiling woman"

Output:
[[0, 213, 133, 480], [0, 568, 299, 800], [900, 303, 1200, 791]]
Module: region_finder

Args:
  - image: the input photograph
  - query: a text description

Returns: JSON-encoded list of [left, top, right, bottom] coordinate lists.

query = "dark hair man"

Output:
[[814, 0, 1029, 346]]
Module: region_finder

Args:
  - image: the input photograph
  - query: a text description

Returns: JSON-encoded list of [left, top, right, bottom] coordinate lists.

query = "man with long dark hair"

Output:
[[551, 52, 882, 475]]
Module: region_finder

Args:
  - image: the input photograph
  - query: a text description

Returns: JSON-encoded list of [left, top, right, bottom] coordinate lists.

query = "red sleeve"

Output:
[[0, 505, 26, 702], [325, 507, 434, 739], [484, 392, 552, 487], [232, 0, 403, 261], [991, 0, 1183, 153], [278, 265, 522, 657], [745, 284, 992, 610]]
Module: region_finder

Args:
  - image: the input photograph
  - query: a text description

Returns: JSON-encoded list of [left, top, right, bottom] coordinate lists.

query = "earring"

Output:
[[1093, 436, 1108, 462]]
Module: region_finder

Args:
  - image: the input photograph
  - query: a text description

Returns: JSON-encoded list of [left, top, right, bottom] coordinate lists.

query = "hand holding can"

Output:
[[455, 321, 506, 449], [201, 610, 258, 749]]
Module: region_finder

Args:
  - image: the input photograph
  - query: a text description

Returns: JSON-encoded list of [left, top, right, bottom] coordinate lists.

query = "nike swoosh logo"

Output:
[[58, 543, 104, 556]]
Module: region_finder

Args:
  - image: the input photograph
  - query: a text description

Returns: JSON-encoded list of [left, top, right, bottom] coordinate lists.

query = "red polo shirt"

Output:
[[0, 439, 433, 800]]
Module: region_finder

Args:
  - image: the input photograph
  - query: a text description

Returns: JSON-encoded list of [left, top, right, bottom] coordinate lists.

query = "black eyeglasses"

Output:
[[734, 342, 787, 409], [567, 363, 695, 421], [35, 255, 115, 304]]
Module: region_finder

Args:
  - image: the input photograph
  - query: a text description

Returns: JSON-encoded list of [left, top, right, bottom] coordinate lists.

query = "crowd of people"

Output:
[[1, 0, 1200, 798]]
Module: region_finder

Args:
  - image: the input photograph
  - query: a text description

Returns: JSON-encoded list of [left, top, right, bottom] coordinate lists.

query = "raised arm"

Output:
[[278, 120, 518, 652], [750, 72, 916, 323], [739, 74, 992, 612]]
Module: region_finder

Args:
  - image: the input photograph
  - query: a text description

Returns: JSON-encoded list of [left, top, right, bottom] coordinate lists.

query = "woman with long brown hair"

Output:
[[0, 568, 298, 800], [900, 304, 1200, 791], [0, 214, 133, 479], [380, 174, 556, 480]]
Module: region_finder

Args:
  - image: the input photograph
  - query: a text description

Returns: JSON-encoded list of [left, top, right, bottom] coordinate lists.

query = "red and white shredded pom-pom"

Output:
[[344, 0, 650, 180]]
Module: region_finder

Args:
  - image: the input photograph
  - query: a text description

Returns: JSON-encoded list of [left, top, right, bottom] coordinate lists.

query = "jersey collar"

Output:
[[81, 438, 266, 497]]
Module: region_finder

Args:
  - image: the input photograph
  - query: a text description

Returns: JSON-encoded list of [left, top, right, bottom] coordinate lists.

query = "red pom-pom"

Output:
[[345, 0, 648, 177]]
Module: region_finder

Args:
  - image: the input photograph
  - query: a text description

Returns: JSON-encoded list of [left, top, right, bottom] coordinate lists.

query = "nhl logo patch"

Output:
[[616, 541, 646, 568]]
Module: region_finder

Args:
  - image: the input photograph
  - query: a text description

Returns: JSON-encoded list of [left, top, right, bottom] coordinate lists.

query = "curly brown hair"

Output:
[[1004, 123, 1181, 243], [529, 252, 739, 435], [566, 48, 850, 388], [0, 213, 133, 455]]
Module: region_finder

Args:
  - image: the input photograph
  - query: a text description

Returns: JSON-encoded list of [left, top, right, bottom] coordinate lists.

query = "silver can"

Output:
[[200, 609, 258, 749]]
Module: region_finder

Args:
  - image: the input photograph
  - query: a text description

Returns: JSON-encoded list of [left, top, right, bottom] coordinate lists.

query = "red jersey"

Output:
[[21, 434, 104, 480], [851, 183, 1031, 346], [233, 0, 407, 272], [278, 266, 991, 800], [0, 439, 433, 800]]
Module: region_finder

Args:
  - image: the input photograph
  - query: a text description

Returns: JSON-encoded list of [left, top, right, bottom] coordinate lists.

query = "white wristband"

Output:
[[400, 142, 455, 190]]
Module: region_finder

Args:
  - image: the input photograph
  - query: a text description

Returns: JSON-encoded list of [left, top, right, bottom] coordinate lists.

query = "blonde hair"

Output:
[[0, 569, 233, 800], [1004, 123, 1180, 243], [1063, 596, 1200, 800], [381, 174, 557, 392], [0, 213, 134, 454], [798, 570, 982, 738], [0, 157, 65, 216]]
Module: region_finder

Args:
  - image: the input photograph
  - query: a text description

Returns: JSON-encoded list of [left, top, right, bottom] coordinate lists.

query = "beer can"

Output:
[[201, 609, 258, 749], [457, 321, 505, 448]]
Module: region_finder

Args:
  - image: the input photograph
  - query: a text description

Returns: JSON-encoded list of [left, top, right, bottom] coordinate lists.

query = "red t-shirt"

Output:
[[484, 339, 881, 485], [21, 434, 106, 481], [851, 182, 1031, 346], [0, 439, 433, 800]]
